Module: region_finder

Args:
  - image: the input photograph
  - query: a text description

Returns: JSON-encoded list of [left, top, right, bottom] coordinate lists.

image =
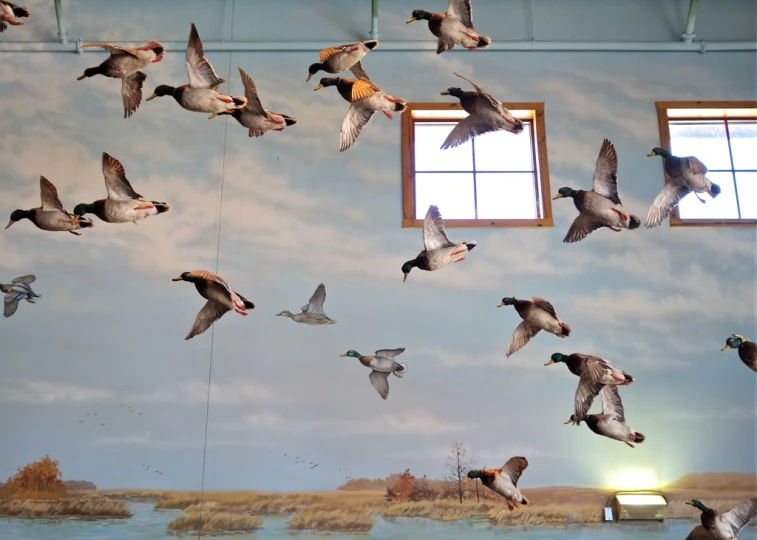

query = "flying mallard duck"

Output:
[[72, 153, 170, 224], [276, 283, 335, 325], [686, 498, 757, 540], [406, 0, 491, 54], [564, 385, 645, 448], [721, 334, 757, 372], [440, 72, 523, 149], [401, 205, 476, 282], [76, 40, 165, 118], [645, 148, 721, 228], [498, 297, 571, 357], [1, 274, 40, 318], [0, 1, 29, 32], [545, 353, 634, 425], [146, 24, 247, 119], [553, 139, 641, 243], [339, 348, 408, 400], [464, 457, 530, 511], [306, 40, 379, 82], [218, 67, 297, 137], [172, 270, 255, 340], [314, 63, 406, 152], [6, 177, 93, 235]]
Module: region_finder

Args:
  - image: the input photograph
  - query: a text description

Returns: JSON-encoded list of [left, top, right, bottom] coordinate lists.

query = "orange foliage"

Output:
[[1, 456, 67, 500], [386, 469, 415, 502]]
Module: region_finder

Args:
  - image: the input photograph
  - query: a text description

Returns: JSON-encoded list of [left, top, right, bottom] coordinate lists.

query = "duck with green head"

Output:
[[685, 498, 757, 540], [497, 296, 571, 357], [339, 348, 408, 400], [464, 457, 530, 511], [645, 147, 721, 228], [552, 139, 641, 243], [721, 334, 757, 372], [406, 1, 491, 54], [306, 41, 378, 82], [546, 352, 635, 425]]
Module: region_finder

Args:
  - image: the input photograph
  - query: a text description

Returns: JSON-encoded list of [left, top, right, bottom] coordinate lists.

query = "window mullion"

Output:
[[723, 119, 742, 219]]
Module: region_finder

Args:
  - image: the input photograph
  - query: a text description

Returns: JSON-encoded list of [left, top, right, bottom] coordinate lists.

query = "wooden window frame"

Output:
[[654, 100, 757, 228], [401, 102, 553, 229]]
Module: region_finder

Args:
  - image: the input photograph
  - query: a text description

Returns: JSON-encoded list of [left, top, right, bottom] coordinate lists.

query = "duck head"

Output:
[[552, 187, 577, 200], [440, 87, 464, 98], [340, 350, 362, 359], [72, 203, 94, 217], [545, 352, 568, 366], [685, 500, 709, 513], [401, 259, 418, 282], [275, 310, 294, 318], [171, 271, 193, 283], [5, 209, 30, 229], [497, 297, 517, 308], [722, 335, 745, 351], [646, 147, 671, 158], [306, 63, 324, 83], [466, 470, 483, 482], [563, 414, 577, 425], [313, 77, 339, 91], [146, 85, 176, 101], [406, 9, 432, 23]]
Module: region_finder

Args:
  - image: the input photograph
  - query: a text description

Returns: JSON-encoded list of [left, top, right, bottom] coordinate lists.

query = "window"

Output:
[[654, 101, 757, 227], [401, 102, 553, 228]]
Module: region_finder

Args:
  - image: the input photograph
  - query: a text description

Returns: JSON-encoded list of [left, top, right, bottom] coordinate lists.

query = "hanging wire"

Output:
[[196, 51, 233, 538]]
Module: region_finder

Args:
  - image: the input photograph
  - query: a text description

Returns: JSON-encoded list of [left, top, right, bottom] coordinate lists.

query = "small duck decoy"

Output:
[[1, 274, 40, 318], [498, 296, 571, 357], [172, 270, 255, 340], [306, 40, 379, 82], [73, 153, 170, 224], [0, 1, 29, 32], [721, 334, 757, 372], [686, 498, 757, 540], [6, 177, 93, 235], [464, 457, 530, 511], [76, 40, 165, 118], [406, 0, 491, 54], [564, 385, 645, 448], [339, 348, 408, 400], [276, 283, 335, 325]]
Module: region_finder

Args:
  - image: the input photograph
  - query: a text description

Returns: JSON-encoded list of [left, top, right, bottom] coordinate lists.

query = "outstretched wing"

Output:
[[185, 23, 225, 89], [563, 213, 603, 244], [304, 283, 327, 314], [348, 60, 370, 82], [121, 71, 147, 119], [645, 181, 691, 228], [81, 42, 140, 57], [531, 296, 558, 319], [375, 348, 405, 358], [102, 152, 142, 201], [350, 79, 380, 102], [3, 294, 19, 318], [422, 205, 454, 251], [684, 525, 715, 540], [237, 67, 265, 115], [453, 72, 500, 108], [185, 301, 230, 340], [721, 498, 757, 534], [446, 0, 474, 28], [12, 275, 35, 285], [599, 385, 625, 422], [369, 370, 391, 400], [506, 321, 540, 357], [592, 138, 621, 204], [340, 103, 375, 152], [500, 456, 528, 486], [39, 176, 64, 211], [186, 270, 232, 293], [574, 375, 605, 423], [440, 115, 500, 150]]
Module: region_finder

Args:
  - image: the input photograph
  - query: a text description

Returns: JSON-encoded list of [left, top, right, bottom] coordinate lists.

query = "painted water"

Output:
[[0, 502, 754, 539]]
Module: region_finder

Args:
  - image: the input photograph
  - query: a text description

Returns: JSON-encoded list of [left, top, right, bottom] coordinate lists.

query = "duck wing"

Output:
[[3, 293, 19, 318], [102, 153, 143, 201], [375, 347, 405, 359], [39, 176, 65, 212], [6, 3, 31, 19], [562, 213, 603, 244], [121, 71, 147, 118], [686, 156, 709, 176], [645, 181, 691, 228], [350, 78, 380, 102], [453, 72, 500, 109], [592, 138, 621, 204], [440, 115, 501, 150], [721, 498, 757, 535], [340, 103, 376, 152], [531, 296, 558, 319], [368, 370, 390, 400], [684, 525, 714, 540], [437, 39, 456, 54], [506, 320, 540, 357], [81, 42, 140, 58], [499, 456, 528, 486], [186, 270, 233, 293], [237, 67, 265, 115], [12, 274, 35, 285], [348, 60, 370, 82], [599, 385, 625, 423], [446, 0, 474, 28], [185, 300, 230, 340], [303, 283, 327, 315], [574, 374, 605, 423], [422, 205, 455, 251], [185, 23, 225, 89]]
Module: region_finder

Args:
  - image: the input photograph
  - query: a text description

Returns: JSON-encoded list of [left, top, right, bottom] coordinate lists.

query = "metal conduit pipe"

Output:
[[53, 0, 68, 44], [0, 40, 754, 54], [369, 0, 380, 40], [682, 0, 699, 43]]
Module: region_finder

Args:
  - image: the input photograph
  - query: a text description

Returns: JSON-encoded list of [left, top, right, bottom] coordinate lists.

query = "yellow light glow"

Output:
[[611, 469, 661, 491], [615, 494, 667, 507]]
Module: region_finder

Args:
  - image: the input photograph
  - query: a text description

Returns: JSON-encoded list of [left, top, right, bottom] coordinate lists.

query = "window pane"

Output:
[[735, 172, 757, 218], [669, 121, 732, 171], [474, 124, 534, 172], [728, 121, 757, 170], [476, 173, 538, 219], [677, 171, 738, 220], [415, 173, 475, 219], [414, 123, 472, 171]]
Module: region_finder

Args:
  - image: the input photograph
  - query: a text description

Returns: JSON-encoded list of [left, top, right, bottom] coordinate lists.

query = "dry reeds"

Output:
[[0, 497, 132, 519], [381, 500, 495, 521], [489, 504, 602, 526], [166, 510, 262, 532], [289, 508, 375, 532]]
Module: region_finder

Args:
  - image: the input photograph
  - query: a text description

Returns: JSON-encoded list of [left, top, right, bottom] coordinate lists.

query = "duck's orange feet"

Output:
[[451, 249, 466, 256], [610, 226, 621, 232], [382, 111, 394, 119], [454, 257, 465, 263], [274, 127, 284, 131], [134, 205, 155, 210], [624, 441, 635, 448], [68, 231, 81, 236], [611, 207, 629, 221], [611, 372, 626, 382]]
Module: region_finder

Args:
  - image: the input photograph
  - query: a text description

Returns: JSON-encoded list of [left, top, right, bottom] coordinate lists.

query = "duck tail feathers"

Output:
[[628, 214, 641, 229], [394, 363, 408, 377], [465, 241, 477, 251], [622, 371, 635, 384], [232, 96, 247, 108], [393, 99, 408, 113], [362, 40, 379, 50], [476, 35, 492, 49], [153, 201, 171, 214], [631, 431, 645, 444], [559, 321, 572, 337]]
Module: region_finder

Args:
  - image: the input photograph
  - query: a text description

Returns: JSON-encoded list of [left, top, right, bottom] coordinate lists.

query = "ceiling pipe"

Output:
[[681, 0, 699, 43], [369, 0, 380, 40], [53, 0, 68, 45], [0, 40, 754, 53]]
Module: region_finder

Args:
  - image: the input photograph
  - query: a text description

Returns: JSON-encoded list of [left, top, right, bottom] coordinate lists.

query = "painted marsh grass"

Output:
[[167, 509, 263, 532], [0, 496, 132, 519], [289, 508, 376, 532]]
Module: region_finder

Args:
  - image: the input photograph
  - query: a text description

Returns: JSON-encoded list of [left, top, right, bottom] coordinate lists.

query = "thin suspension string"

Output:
[[197, 51, 233, 537]]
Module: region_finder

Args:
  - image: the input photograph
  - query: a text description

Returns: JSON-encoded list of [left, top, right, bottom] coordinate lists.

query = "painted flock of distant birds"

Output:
[[2, 1, 756, 538]]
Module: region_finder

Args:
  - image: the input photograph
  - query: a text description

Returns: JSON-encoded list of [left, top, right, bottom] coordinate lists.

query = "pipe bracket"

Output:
[[76, 39, 83, 54], [699, 40, 707, 54]]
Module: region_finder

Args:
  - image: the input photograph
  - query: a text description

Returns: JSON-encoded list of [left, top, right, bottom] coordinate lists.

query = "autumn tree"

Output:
[[409, 474, 439, 501], [445, 441, 471, 504], [387, 468, 416, 502], [1, 456, 67, 500]]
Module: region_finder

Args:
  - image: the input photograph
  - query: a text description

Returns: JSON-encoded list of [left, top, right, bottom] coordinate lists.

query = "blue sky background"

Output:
[[0, 0, 755, 493]]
